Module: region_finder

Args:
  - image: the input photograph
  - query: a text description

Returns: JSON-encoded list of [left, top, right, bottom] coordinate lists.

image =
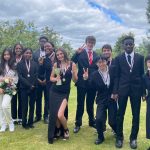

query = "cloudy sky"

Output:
[[0, 0, 149, 49]]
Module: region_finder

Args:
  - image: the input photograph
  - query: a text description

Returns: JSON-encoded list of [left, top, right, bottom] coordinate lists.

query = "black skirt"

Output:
[[48, 90, 69, 139]]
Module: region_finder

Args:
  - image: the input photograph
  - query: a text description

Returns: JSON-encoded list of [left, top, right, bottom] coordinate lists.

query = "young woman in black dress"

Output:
[[48, 48, 77, 144], [11, 43, 23, 125]]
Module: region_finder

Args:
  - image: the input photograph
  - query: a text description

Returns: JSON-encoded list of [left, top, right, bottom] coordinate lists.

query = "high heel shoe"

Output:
[[63, 128, 69, 140]]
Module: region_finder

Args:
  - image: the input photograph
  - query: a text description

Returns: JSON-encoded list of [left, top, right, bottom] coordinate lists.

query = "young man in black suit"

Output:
[[33, 36, 49, 124], [113, 36, 144, 149], [89, 55, 117, 145], [72, 36, 98, 133]]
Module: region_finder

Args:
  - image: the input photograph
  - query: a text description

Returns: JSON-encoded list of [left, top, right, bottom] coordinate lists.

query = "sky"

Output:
[[0, 0, 149, 49]]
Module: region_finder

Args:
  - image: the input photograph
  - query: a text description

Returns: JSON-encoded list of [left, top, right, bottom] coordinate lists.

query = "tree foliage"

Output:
[[0, 19, 73, 57], [113, 32, 134, 55]]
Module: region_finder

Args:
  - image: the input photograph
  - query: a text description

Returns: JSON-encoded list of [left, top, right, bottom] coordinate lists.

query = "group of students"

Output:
[[0, 35, 149, 150]]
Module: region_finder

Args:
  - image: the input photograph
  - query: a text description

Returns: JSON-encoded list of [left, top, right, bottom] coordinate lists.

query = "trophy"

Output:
[[54, 68, 62, 85]]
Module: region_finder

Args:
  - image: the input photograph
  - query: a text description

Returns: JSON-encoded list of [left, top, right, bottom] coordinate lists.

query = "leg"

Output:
[[43, 85, 48, 120], [0, 94, 7, 130], [11, 94, 17, 121], [57, 99, 68, 129], [116, 95, 128, 140], [18, 89, 22, 121], [28, 91, 36, 126], [21, 90, 28, 127], [2, 94, 14, 132], [86, 89, 96, 126], [57, 99, 69, 139], [146, 99, 150, 139], [2, 94, 13, 124], [108, 99, 117, 133], [96, 104, 106, 140], [75, 86, 86, 127], [35, 84, 42, 120], [129, 95, 141, 140]]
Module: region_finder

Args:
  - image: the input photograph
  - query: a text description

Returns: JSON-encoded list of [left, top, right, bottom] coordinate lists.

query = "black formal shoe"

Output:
[[22, 125, 29, 129], [130, 140, 137, 149], [115, 139, 123, 148], [147, 147, 150, 150], [44, 118, 49, 124], [95, 138, 104, 145], [89, 123, 96, 129], [28, 124, 34, 128], [48, 138, 53, 144], [73, 126, 80, 133], [34, 117, 41, 123]]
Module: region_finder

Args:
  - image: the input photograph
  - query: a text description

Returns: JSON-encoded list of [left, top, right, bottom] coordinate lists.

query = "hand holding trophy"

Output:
[[54, 68, 62, 85]]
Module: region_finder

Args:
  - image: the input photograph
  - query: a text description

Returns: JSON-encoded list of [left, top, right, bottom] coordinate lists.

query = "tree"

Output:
[[113, 32, 134, 55], [0, 19, 73, 57]]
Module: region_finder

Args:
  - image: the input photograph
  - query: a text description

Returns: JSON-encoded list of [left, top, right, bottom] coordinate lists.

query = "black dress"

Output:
[[143, 72, 150, 139], [48, 62, 72, 140]]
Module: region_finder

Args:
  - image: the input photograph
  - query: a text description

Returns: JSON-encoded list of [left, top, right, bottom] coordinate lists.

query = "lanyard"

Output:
[[25, 60, 31, 77], [126, 55, 134, 72]]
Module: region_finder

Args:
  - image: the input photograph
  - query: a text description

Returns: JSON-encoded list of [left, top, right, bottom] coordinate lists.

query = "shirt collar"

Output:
[[125, 51, 134, 58]]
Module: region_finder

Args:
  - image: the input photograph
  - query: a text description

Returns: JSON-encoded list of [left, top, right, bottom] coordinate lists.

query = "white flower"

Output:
[[12, 91, 17, 95], [4, 78, 9, 83]]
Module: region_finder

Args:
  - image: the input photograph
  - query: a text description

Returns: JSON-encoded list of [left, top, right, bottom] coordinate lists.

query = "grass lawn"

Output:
[[0, 85, 149, 150]]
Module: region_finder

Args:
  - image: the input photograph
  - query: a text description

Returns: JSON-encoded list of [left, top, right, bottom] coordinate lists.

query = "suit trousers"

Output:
[[96, 100, 117, 139], [11, 89, 22, 120], [116, 94, 141, 140], [0, 94, 13, 125], [75, 86, 96, 126], [146, 98, 150, 139], [21, 89, 35, 126], [36, 84, 48, 119]]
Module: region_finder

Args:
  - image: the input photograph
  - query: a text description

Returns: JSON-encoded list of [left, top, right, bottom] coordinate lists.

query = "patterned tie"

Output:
[[88, 50, 93, 65]]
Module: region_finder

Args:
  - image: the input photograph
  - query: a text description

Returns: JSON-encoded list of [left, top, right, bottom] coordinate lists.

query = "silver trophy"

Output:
[[54, 68, 62, 85]]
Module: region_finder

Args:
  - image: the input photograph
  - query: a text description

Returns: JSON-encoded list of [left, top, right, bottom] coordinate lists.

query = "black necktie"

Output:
[[107, 61, 110, 66], [127, 55, 131, 65]]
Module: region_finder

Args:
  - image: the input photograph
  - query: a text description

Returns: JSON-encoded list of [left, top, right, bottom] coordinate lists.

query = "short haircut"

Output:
[[102, 44, 112, 52], [122, 36, 134, 44], [39, 36, 48, 41], [95, 54, 108, 63], [145, 54, 150, 63], [85, 36, 96, 44], [23, 47, 33, 54]]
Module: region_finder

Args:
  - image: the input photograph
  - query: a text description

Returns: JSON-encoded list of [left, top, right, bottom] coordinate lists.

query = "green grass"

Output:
[[0, 85, 149, 150]]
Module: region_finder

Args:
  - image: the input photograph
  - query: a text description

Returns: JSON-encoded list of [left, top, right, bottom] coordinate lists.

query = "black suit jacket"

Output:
[[113, 52, 144, 97], [90, 66, 116, 104], [71, 49, 98, 88], [17, 60, 38, 90], [33, 49, 46, 80]]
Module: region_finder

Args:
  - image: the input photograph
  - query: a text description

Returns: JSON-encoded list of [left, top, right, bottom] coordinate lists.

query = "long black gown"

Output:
[[48, 62, 72, 140]]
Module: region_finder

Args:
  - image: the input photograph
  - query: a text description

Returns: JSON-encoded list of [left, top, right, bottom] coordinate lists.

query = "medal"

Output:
[[25, 60, 31, 78]]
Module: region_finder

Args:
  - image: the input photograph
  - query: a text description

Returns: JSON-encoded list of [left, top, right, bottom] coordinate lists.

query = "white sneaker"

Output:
[[9, 123, 15, 132], [0, 124, 7, 132]]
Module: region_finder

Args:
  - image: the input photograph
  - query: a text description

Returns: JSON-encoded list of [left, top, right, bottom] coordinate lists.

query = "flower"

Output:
[[0, 78, 17, 96], [4, 78, 9, 84]]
